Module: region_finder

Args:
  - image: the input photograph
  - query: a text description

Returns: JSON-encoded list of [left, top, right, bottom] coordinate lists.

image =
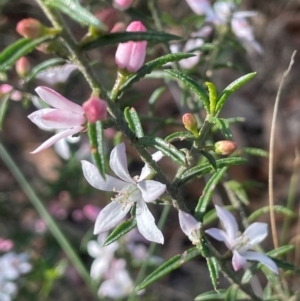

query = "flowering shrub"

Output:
[[0, 0, 299, 300]]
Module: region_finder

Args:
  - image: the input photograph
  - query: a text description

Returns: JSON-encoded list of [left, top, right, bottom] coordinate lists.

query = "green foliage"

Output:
[[104, 218, 137, 246], [136, 247, 200, 291], [124, 107, 144, 138], [209, 116, 233, 140], [87, 121, 106, 178], [45, 0, 106, 30], [165, 131, 195, 143], [164, 69, 210, 111], [81, 31, 181, 50], [0, 36, 54, 71]]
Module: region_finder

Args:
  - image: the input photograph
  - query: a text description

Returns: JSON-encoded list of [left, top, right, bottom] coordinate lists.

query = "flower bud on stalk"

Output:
[[214, 140, 237, 155], [115, 21, 147, 73], [113, 0, 133, 10], [182, 113, 199, 137], [82, 96, 107, 123], [16, 18, 43, 39], [16, 57, 30, 78]]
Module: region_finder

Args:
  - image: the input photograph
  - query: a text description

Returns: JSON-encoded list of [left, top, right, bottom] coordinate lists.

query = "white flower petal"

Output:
[[35, 86, 84, 114], [94, 199, 131, 234], [205, 228, 229, 245], [242, 251, 278, 274], [41, 110, 85, 128], [87, 240, 102, 258], [244, 222, 268, 247], [139, 151, 163, 181], [90, 257, 109, 281], [136, 200, 164, 244], [81, 160, 127, 192], [28, 108, 56, 130], [137, 180, 166, 203], [109, 143, 135, 184], [232, 250, 247, 271], [54, 137, 70, 160], [30, 126, 83, 154], [178, 210, 200, 236], [215, 205, 238, 242]]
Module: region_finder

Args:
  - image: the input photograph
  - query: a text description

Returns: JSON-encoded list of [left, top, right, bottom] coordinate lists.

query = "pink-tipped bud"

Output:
[[214, 140, 237, 155], [115, 21, 147, 73], [0, 238, 14, 252], [113, 0, 133, 10], [182, 113, 198, 137], [94, 7, 117, 32], [111, 22, 126, 33], [16, 18, 43, 39], [16, 57, 30, 78], [178, 210, 201, 245], [82, 96, 107, 123]]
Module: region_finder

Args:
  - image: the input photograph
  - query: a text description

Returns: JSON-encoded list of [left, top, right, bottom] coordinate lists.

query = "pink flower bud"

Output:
[[82, 96, 107, 123], [94, 7, 117, 32], [113, 0, 133, 10], [115, 21, 147, 72], [16, 18, 43, 39], [182, 113, 198, 136], [16, 57, 30, 78], [214, 140, 237, 155]]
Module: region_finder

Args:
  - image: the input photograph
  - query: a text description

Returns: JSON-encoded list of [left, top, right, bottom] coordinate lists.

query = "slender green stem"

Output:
[[0, 141, 99, 300], [128, 205, 171, 301]]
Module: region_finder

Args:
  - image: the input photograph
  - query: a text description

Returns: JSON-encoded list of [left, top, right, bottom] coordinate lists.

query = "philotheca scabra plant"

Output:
[[0, 0, 299, 300]]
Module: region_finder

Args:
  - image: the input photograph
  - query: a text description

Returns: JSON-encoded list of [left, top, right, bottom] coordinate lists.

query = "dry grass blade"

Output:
[[269, 50, 297, 249]]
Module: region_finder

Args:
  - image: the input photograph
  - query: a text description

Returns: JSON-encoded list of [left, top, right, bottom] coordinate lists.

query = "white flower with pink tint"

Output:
[[98, 259, 133, 298], [81, 143, 165, 244], [185, 0, 217, 21], [205, 205, 278, 273], [35, 64, 78, 86], [87, 233, 119, 281], [115, 21, 147, 72], [178, 210, 201, 244], [28, 86, 86, 154]]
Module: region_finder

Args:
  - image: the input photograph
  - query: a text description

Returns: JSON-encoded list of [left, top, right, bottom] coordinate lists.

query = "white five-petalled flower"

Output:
[[205, 205, 278, 273], [81, 143, 166, 244]]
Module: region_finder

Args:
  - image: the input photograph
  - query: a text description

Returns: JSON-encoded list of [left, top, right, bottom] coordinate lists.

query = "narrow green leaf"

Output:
[[164, 69, 209, 111], [24, 58, 65, 82], [195, 289, 227, 300], [81, 32, 181, 50], [149, 87, 166, 112], [242, 147, 269, 157], [272, 258, 300, 274], [45, 0, 106, 30], [200, 150, 217, 171], [120, 53, 194, 93], [0, 94, 10, 130], [178, 157, 246, 186], [206, 256, 219, 291], [248, 205, 296, 223], [87, 122, 106, 178], [165, 131, 194, 143], [209, 116, 232, 140], [104, 218, 137, 246], [0, 36, 54, 71], [215, 72, 256, 114], [225, 285, 239, 301], [128, 108, 144, 138], [138, 136, 186, 165], [223, 180, 249, 206], [195, 167, 227, 221], [205, 82, 218, 115], [136, 247, 200, 291]]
